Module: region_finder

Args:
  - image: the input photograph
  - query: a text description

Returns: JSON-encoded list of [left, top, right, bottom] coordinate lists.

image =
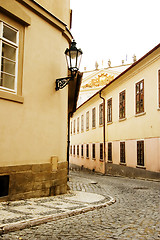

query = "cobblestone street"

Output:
[[0, 170, 159, 240]]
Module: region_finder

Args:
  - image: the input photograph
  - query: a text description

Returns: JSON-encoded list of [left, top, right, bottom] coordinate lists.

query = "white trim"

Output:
[[0, 21, 19, 93]]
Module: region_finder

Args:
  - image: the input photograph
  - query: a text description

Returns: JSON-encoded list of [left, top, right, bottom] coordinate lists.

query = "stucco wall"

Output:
[[0, 1, 70, 167]]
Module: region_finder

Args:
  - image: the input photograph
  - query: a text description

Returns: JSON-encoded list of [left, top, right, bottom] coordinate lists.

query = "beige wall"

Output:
[[0, 0, 71, 167], [36, 0, 71, 27], [70, 47, 160, 175]]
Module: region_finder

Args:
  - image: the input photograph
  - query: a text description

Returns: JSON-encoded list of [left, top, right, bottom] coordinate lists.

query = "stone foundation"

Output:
[[69, 163, 160, 181], [0, 161, 68, 202]]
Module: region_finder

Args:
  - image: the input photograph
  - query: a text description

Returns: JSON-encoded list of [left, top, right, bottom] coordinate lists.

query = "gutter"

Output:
[[99, 90, 106, 175]]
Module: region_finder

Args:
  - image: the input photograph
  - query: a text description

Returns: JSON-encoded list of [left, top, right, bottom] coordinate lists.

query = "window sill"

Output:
[[107, 160, 112, 163], [135, 112, 146, 117], [0, 91, 24, 104], [107, 121, 113, 125], [157, 108, 160, 111], [92, 158, 96, 161], [119, 162, 126, 166], [99, 124, 104, 127], [136, 165, 146, 169], [119, 117, 126, 122], [99, 159, 104, 162], [92, 127, 96, 129]]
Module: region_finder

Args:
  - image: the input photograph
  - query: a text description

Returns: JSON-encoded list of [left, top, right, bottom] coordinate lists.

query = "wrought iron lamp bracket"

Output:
[[56, 76, 73, 91]]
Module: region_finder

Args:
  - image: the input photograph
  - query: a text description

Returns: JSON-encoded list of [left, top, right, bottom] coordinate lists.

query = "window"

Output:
[[0, 22, 18, 92], [81, 115, 84, 132], [136, 80, 144, 114], [158, 70, 160, 108], [99, 103, 103, 125], [70, 122, 72, 135], [137, 141, 144, 166], [92, 143, 95, 159], [86, 144, 89, 158], [92, 107, 96, 128], [108, 142, 112, 162], [73, 145, 75, 156], [107, 98, 112, 123], [86, 111, 89, 130], [70, 145, 72, 155], [120, 142, 125, 163], [100, 143, 103, 160], [73, 119, 76, 134], [77, 117, 79, 133], [119, 90, 125, 119], [77, 145, 79, 156], [81, 144, 84, 157]]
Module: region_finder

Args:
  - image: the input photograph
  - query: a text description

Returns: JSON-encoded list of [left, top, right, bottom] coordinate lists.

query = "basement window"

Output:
[[0, 175, 9, 197]]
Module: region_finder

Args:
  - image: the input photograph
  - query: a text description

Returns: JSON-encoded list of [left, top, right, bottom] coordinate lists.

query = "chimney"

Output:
[[133, 54, 137, 63], [95, 61, 99, 70], [108, 59, 111, 67]]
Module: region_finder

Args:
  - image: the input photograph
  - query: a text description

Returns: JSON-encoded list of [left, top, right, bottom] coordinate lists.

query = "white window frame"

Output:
[[0, 21, 19, 94]]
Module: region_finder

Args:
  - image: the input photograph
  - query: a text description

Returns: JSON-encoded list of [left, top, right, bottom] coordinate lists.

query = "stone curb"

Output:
[[0, 196, 115, 235]]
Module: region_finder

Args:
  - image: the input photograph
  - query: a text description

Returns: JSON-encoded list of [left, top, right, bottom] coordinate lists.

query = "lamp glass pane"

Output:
[[70, 50, 77, 69]]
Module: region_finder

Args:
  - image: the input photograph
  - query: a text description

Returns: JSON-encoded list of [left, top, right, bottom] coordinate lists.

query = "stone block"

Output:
[[51, 156, 58, 171], [32, 163, 51, 173], [57, 161, 68, 170]]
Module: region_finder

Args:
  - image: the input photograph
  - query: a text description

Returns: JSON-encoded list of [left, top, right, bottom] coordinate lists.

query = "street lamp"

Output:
[[56, 40, 83, 91]]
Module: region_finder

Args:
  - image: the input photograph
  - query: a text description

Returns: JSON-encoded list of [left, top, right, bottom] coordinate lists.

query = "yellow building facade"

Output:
[[70, 44, 160, 180], [0, 0, 78, 201]]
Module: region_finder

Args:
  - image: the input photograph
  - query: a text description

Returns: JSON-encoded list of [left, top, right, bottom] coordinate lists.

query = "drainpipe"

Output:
[[67, 112, 71, 180], [99, 90, 106, 175]]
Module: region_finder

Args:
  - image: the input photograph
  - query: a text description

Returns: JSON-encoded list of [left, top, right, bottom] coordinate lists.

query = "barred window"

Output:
[[73, 145, 75, 156], [99, 103, 103, 125], [100, 143, 103, 160], [107, 98, 112, 123], [137, 141, 144, 166], [86, 144, 89, 158], [120, 142, 125, 163], [73, 119, 76, 134], [119, 90, 125, 119], [77, 145, 79, 156], [81, 144, 84, 157], [86, 111, 89, 130], [136, 80, 144, 114], [92, 143, 95, 159], [70, 145, 72, 155], [81, 115, 84, 132], [92, 107, 96, 128], [77, 117, 79, 133], [108, 142, 112, 162]]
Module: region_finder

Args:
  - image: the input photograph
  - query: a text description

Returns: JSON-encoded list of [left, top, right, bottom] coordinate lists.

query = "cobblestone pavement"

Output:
[[0, 170, 160, 240]]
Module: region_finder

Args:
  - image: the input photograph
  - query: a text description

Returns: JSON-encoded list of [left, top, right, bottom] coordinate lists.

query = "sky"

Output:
[[70, 0, 160, 71]]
